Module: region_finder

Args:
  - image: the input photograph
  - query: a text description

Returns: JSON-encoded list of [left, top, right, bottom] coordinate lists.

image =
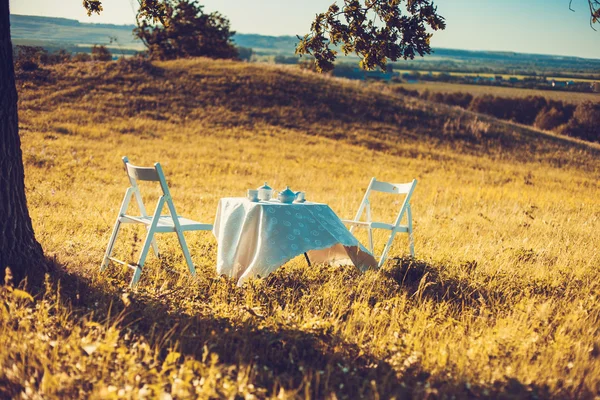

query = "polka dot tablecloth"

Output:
[[213, 198, 377, 285]]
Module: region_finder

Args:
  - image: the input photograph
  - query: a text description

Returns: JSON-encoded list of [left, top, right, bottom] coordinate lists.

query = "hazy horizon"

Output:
[[10, 0, 600, 59]]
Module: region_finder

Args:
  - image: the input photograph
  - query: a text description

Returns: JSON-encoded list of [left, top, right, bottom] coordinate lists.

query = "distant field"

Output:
[[396, 69, 600, 82], [395, 81, 600, 104]]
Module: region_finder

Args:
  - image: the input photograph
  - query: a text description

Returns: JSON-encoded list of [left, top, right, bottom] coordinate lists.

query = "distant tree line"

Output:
[[396, 87, 600, 143], [397, 71, 597, 93], [13, 45, 112, 71], [266, 57, 598, 94], [390, 62, 600, 81]]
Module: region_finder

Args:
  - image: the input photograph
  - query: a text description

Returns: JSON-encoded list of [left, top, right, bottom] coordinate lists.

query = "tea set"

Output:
[[247, 182, 306, 204]]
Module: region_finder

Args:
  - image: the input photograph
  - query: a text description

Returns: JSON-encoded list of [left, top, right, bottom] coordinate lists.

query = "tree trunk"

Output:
[[0, 0, 48, 283]]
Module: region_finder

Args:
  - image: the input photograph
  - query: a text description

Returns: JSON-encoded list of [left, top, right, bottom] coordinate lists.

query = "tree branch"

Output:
[[296, 0, 446, 72]]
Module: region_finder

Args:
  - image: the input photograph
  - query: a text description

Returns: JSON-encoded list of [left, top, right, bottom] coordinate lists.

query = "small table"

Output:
[[213, 198, 377, 284]]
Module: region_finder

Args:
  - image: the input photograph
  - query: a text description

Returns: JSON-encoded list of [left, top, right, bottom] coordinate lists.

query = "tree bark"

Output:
[[0, 0, 48, 283]]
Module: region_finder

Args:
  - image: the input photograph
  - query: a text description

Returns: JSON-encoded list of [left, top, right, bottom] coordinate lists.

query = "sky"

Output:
[[10, 0, 600, 59]]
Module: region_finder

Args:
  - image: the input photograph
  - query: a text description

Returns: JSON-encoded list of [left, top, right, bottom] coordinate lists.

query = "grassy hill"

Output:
[[3, 58, 600, 398]]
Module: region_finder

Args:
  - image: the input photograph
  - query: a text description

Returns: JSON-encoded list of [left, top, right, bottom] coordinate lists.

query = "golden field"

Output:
[[395, 81, 600, 105], [394, 70, 600, 84], [2, 57, 600, 398]]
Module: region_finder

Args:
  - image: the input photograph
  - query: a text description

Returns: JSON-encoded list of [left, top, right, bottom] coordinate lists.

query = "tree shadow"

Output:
[[5, 255, 582, 399], [45, 262, 408, 397], [380, 256, 575, 315]]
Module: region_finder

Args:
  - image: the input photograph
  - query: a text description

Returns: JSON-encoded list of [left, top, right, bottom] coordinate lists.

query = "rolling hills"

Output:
[[3, 57, 600, 398], [11, 13, 600, 76]]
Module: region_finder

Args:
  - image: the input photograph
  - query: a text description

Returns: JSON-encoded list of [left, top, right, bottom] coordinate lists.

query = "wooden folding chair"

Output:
[[342, 178, 417, 268], [100, 157, 212, 287]]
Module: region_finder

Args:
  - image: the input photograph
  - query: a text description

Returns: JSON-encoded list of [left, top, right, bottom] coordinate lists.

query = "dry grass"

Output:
[[2, 57, 600, 399]]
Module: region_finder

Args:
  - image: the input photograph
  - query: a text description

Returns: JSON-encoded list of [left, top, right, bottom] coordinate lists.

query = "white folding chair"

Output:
[[342, 178, 417, 268], [100, 157, 212, 287]]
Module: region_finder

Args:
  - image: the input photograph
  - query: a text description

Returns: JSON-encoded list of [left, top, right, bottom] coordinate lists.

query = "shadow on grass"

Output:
[[3, 256, 578, 399], [49, 263, 411, 398], [382, 256, 573, 314], [382, 257, 502, 311]]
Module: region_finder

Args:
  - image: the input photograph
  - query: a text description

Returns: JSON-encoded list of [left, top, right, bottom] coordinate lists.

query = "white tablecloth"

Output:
[[213, 198, 377, 284]]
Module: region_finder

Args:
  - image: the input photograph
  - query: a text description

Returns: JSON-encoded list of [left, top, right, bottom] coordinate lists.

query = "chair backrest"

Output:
[[370, 180, 415, 195], [353, 177, 417, 227], [123, 156, 172, 196], [125, 162, 160, 182], [122, 156, 177, 218]]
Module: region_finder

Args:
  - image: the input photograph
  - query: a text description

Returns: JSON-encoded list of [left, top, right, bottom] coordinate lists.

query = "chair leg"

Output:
[[130, 228, 156, 287], [378, 232, 397, 269], [175, 231, 196, 276], [100, 218, 122, 272], [408, 229, 415, 257], [368, 227, 374, 254], [150, 236, 159, 257], [407, 206, 415, 257], [131, 265, 143, 287]]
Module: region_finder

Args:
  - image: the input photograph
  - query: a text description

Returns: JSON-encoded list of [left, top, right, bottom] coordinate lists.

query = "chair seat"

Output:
[[120, 215, 213, 232], [342, 219, 409, 232]]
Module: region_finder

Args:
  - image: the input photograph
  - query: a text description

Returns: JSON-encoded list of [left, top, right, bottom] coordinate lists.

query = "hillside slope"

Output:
[[5, 58, 600, 399], [18, 57, 600, 169]]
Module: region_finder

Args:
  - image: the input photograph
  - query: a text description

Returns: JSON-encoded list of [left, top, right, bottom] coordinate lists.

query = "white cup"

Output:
[[295, 191, 305, 202], [247, 189, 259, 202]]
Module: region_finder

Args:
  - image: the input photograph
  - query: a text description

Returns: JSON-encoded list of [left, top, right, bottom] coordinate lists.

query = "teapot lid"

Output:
[[280, 186, 295, 196], [257, 182, 272, 190]]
